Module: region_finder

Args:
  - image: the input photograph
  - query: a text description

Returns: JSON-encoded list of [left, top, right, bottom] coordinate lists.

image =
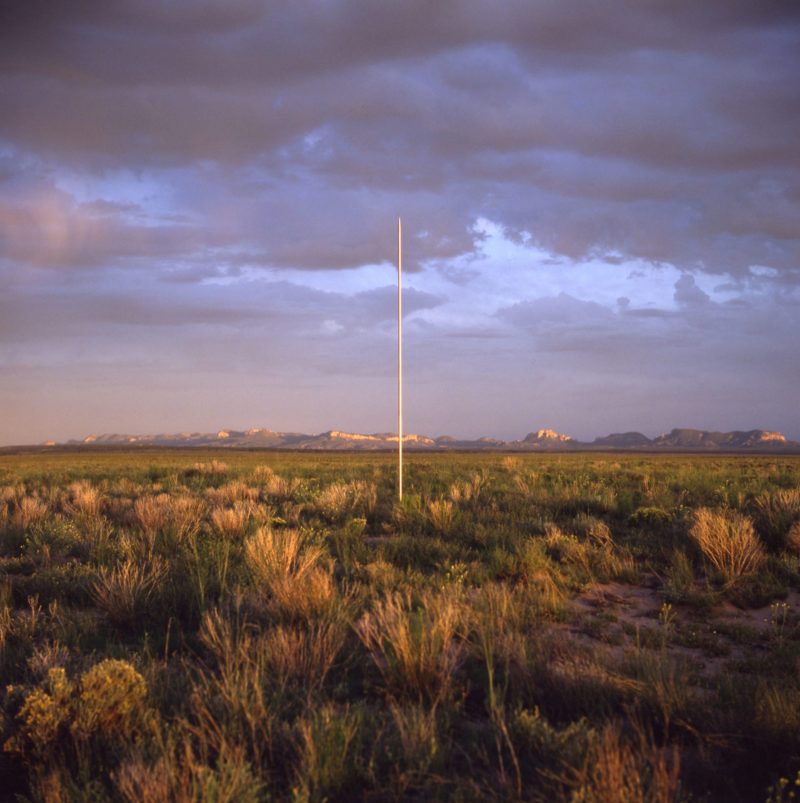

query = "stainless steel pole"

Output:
[[398, 217, 403, 500]]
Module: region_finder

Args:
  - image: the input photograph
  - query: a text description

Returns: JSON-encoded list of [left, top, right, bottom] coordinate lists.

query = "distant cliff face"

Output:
[[592, 432, 653, 447], [68, 427, 797, 451], [652, 429, 788, 449], [523, 429, 574, 444]]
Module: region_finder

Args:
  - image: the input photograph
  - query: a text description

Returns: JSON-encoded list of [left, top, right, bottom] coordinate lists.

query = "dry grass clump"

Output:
[[244, 527, 339, 621], [0, 482, 25, 508], [205, 480, 259, 507], [356, 589, 465, 703], [517, 540, 569, 619], [389, 702, 441, 785], [294, 704, 363, 801], [262, 620, 347, 693], [211, 502, 255, 540], [165, 495, 204, 541], [350, 479, 378, 515], [92, 558, 167, 627], [114, 746, 263, 803], [573, 513, 614, 547], [114, 755, 174, 803], [566, 721, 680, 803], [66, 480, 103, 518], [316, 480, 378, 519], [449, 471, 487, 505], [190, 460, 229, 476], [252, 464, 275, 483], [512, 472, 538, 499], [753, 487, 800, 550], [689, 507, 764, 584], [244, 528, 324, 586], [271, 567, 340, 623], [12, 494, 50, 530], [542, 523, 636, 585], [261, 473, 301, 502], [471, 583, 533, 681], [316, 483, 352, 518], [133, 493, 171, 537], [426, 499, 455, 533], [787, 520, 800, 553], [27, 641, 70, 681], [625, 649, 694, 732], [363, 559, 405, 593], [132, 493, 203, 556], [189, 609, 282, 778]]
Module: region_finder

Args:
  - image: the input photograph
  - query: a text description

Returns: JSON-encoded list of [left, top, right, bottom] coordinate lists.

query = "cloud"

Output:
[[674, 274, 710, 308], [1, 1, 799, 443]]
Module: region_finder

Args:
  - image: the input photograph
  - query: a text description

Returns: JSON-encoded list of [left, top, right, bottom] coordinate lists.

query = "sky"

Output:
[[1, 0, 799, 445]]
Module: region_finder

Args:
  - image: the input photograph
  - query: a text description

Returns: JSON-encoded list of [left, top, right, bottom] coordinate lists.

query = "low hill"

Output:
[[593, 432, 653, 447]]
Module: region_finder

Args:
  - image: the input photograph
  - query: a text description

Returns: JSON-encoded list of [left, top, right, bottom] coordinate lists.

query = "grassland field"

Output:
[[1, 448, 800, 801]]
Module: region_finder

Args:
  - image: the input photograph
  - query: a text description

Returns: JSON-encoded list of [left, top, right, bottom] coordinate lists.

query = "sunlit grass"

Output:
[[0, 448, 799, 800]]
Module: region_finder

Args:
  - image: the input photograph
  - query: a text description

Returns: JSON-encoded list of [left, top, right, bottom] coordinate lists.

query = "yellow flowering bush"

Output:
[[5, 659, 157, 760]]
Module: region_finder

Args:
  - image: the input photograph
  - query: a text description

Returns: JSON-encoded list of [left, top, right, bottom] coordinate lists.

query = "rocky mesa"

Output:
[[60, 427, 800, 452]]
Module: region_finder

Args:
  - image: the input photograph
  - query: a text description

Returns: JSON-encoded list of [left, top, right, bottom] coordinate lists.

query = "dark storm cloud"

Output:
[[1, 0, 798, 278]]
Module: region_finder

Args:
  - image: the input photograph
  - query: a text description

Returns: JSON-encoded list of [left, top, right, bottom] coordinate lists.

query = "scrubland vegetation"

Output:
[[1, 448, 800, 801]]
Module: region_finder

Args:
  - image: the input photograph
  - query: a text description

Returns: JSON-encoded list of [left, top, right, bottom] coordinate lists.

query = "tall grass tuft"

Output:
[[67, 480, 103, 518], [316, 483, 352, 519], [92, 558, 167, 628], [188, 608, 285, 781], [350, 479, 378, 516], [205, 480, 259, 507], [426, 499, 455, 534], [12, 495, 50, 530], [270, 566, 339, 623], [568, 721, 680, 803], [689, 507, 764, 584], [133, 492, 203, 545], [115, 746, 263, 803], [262, 473, 300, 502], [244, 527, 338, 621], [753, 487, 800, 550], [449, 471, 487, 505], [244, 528, 324, 586], [356, 589, 465, 703], [133, 493, 203, 555], [294, 704, 363, 801], [512, 472, 538, 499], [190, 460, 229, 476], [211, 502, 254, 540], [133, 493, 171, 539], [389, 702, 441, 785], [262, 620, 347, 693]]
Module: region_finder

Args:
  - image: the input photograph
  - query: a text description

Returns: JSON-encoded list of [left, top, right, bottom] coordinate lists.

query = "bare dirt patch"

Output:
[[564, 579, 796, 681]]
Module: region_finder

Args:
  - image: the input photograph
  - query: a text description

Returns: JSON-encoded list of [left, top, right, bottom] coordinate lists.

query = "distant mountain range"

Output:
[[57, 427, 800, 452]]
